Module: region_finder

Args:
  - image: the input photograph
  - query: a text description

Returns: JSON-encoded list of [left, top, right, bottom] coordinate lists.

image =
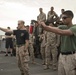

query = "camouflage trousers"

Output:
[[29, 44, 35, 62], [58, 53, 76, 75], [16, 45, 30, 75], [45, 45, 58, 66], [41, 47, 46, 63]]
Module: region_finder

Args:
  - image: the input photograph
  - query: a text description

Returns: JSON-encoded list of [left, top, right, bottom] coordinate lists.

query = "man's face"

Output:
[[18, 21, 23, 29], [61, 9, 65, 14], [50, 7, 54, 11], [61, 15, 72, 25], [26, 26, 29, 31], [39, 8, 42, 13]]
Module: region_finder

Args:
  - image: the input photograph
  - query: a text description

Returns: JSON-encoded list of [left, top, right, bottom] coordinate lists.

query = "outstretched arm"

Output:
[[5, 35, 15, 38], [0, 27, 13, 33], [40, 22, 73, 36]]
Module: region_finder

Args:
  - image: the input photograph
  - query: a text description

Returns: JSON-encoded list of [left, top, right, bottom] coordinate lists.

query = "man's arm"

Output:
[[24, 40, 29, 51], [5, 35, 14, 38], [56, 35, 60, 47], [0, 27, 13, 33], [40, 22, 73, 36], [54, 12, 59, 18]]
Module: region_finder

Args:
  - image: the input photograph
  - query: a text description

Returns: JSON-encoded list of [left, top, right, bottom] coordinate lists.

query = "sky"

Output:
[[0, 0, 76, 35]]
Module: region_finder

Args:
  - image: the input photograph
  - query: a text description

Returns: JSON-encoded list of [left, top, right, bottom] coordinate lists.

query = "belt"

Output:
[[61, 51, 75, 55], [17, 44, 25, 47]]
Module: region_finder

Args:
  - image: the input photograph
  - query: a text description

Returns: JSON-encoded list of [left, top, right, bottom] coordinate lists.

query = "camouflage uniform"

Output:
[[37, 12, 46, 22], [37, 12, 46, 34], [40, 31, 47, 64], [47, 11, 59, 24], [35, 12, 46, 58], [44, 31, 58, 70], [14, 29, 30, 75], [29, 34, 35, 63], [16, 45, 29, 75]]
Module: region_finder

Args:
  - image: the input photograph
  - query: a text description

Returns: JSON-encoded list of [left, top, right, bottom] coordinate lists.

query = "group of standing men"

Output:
[[29, 6, 76, 75], [38, 8, 76, 75], [33, 7, 60, 70], [0, 6, 76, 75]]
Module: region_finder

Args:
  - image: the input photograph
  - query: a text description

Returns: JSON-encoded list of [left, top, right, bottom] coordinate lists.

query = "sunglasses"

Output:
[[62, 16, 69, 19]]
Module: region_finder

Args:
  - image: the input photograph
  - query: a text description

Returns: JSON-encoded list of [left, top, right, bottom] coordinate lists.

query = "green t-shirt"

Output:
[[58, 25, 76, 52]]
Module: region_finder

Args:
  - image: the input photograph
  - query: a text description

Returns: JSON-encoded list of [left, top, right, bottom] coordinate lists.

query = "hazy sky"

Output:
[[0, 0, 76, 35]]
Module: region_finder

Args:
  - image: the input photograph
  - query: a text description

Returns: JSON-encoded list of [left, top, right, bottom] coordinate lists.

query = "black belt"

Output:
[[61, 51, 76, 55], [17, 44, 25, 47]]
